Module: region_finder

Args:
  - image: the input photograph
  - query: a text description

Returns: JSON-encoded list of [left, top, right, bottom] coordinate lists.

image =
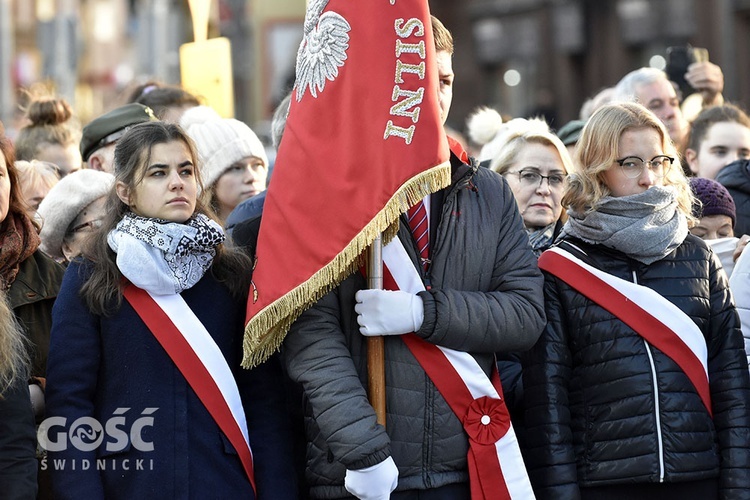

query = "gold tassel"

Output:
[[241, 162, 451, 368]]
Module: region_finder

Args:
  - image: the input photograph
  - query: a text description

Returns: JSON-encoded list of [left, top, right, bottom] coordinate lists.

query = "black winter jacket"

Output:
[[716, 158, 750, 237], [283, 155, 546, 498], [523, 235, 750, 499]]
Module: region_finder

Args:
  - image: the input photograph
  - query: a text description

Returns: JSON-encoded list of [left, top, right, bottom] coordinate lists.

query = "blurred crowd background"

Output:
[[1, 0, 749, 142]]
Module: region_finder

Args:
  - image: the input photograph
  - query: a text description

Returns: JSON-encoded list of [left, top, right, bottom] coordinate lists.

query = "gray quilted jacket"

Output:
[[282, 157, 546, 498]]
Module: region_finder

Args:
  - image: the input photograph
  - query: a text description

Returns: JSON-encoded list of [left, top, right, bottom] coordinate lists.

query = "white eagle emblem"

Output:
[[295, 0, 351, 102]]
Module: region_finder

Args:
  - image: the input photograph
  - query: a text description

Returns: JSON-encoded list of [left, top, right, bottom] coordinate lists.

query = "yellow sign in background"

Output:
[[180, 37, 234, 118], [180, 0, 234, 118]]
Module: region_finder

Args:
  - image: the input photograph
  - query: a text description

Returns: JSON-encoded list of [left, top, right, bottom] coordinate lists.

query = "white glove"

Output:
[[344, 456, 399, 500], [354, 289, 424, 336]]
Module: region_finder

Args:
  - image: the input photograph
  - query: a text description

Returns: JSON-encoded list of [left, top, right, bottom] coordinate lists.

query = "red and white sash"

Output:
[[382, 238, 535, 500], [538, 247, 711, 416], [123, 286, 257, 491]]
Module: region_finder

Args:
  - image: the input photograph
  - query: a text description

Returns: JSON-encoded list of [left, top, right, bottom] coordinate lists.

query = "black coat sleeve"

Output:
[[522, 273, 581, 500], [238, 354, 300, 500], [0, 376, 38, 500], [417, 175, 546, 354]]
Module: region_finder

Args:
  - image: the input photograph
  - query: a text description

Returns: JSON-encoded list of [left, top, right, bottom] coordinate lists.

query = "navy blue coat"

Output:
[[45, 260, 298, 500]]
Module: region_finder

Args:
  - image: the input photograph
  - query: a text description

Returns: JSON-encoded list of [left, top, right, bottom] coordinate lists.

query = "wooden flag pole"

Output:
[[367, 235, 386, 427]]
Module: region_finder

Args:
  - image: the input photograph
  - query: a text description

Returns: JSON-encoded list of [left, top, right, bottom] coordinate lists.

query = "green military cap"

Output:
[[80, 103, 157, 161], [556, 119, 586, 147]]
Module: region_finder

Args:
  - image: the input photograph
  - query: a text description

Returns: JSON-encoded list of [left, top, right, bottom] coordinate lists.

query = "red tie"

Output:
[[407, 200, 429, 271]]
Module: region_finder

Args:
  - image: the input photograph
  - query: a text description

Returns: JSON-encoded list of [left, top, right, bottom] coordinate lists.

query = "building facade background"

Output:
[[1, 0, 748, 140], [433, 0, 750, 136]]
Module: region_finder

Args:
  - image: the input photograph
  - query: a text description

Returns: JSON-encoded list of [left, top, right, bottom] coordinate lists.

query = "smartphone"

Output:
[[666, 45, 709, 96]]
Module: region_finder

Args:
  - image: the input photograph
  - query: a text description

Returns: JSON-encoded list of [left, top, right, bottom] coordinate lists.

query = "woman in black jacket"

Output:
[[524, 102, 750, 500]]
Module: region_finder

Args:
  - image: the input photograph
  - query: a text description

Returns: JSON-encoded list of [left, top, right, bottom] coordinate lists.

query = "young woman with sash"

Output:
[[45, 121, 297, 499], [524, 102, 750, 499]]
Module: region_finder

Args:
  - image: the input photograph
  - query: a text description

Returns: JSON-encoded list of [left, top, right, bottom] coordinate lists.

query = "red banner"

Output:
[[242, 0, 451, 367]]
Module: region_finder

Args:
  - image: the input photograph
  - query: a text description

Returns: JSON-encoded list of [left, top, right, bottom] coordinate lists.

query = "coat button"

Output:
[[480, 415, 491, 425]]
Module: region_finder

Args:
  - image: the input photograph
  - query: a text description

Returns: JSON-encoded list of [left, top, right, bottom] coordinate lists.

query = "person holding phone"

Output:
[[683, 50, 725, 109], [612, 57, 725, 154], [667, 45, 725, 124], [666, 46, 718, 102]]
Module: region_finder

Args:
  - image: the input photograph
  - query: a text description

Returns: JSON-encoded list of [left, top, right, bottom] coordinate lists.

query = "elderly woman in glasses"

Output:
[[468, 109, 575, 255], [466, 111, 575, 449], [37, 169, 114, 264], [523, 102, 750, 499]]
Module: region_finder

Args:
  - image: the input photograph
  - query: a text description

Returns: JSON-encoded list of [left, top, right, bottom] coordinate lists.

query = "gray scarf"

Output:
[[527, 223, 557, 257], [107, 213, 225, 295], [560, 186, 688, 265]]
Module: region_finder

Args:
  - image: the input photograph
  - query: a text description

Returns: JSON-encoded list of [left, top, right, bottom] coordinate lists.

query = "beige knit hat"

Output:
[[37, 169, 115, 259], [180, 106, 269, 188]]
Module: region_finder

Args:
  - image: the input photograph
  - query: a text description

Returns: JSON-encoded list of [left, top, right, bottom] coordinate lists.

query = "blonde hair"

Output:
[[15, 160, 61, 208], [564, 102, 695, 224], [467, 109, 575, 176], [0, 292, 29, 397]]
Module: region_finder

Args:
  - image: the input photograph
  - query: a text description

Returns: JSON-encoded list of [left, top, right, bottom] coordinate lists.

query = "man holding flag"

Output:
[[241, 4, 545, 499]]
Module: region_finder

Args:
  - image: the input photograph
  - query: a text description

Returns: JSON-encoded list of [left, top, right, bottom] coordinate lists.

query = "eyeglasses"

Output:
[[37, 161, 63, 179], [71, 219, 103, 234], [508, 169, 566, 189], [615, 155, 674, 179]]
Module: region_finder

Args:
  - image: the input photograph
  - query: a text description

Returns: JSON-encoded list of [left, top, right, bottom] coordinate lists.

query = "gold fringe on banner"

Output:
[[241, 162, 451, 368]]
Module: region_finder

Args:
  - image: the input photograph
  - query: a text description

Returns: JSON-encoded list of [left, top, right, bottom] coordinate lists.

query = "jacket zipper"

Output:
[[633, 269, 665, 482]]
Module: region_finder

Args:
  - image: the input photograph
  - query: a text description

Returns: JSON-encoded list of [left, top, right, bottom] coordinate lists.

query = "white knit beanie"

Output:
[[180, 106, 269, 188], [467, 107, 552, 168], [466, 106, 504, 148], [37, 169, 115, 259]]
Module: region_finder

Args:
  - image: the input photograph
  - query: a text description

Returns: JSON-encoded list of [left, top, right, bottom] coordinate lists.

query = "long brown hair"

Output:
[[0, 136, 40, 230], [79, 122, 252, 315]]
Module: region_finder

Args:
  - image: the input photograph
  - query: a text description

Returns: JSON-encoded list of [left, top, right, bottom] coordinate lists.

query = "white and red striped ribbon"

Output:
[[124, 286, 256, 491], [382, 238, 535, 500], [538, 247, 711, 416]]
